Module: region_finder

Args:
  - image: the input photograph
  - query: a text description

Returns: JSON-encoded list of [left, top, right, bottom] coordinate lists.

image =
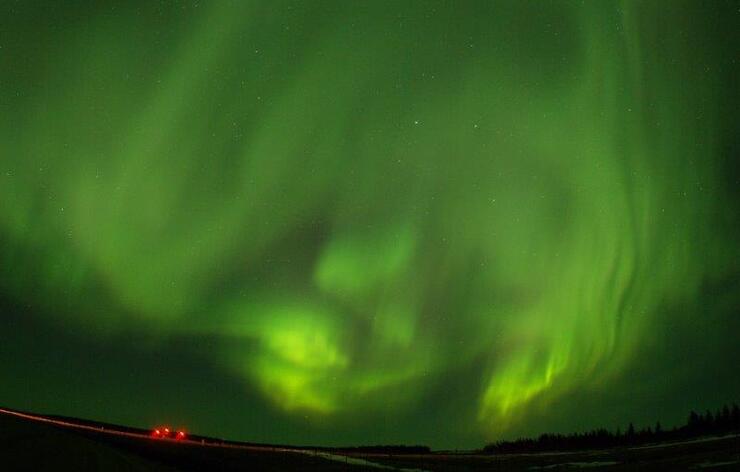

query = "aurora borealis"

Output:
[[1, 0, 738, 449]]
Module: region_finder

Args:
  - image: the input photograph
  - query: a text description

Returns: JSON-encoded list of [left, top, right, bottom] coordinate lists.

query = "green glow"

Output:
[[1, 0, 737, 447], [246, 302, 349, 413]]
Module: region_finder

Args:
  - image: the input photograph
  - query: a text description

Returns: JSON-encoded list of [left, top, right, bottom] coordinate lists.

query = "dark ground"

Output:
[[1, 407, 739, 471], [0, 410, 372, 471], [349, 436, 740, 471]]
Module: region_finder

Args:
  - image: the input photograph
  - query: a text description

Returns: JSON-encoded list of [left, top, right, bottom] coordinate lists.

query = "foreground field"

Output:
[[1, 407, 738, 471], [349, 435, 740, 471], [0, 408, 371, 471]]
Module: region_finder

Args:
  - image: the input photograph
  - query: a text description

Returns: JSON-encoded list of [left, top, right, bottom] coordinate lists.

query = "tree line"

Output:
[[483, 402, 740, 453]]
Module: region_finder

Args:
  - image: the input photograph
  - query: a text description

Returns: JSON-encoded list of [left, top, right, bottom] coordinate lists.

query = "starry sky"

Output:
[[1, 0, 739, 450]]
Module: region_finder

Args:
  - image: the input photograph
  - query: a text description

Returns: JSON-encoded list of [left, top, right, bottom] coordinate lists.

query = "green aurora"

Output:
[[1, 0, 738, 448]]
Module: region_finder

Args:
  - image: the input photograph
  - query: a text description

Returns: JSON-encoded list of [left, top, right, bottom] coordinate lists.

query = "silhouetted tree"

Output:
[[720, 405, 731, 429], [688, 410, 701, 432]]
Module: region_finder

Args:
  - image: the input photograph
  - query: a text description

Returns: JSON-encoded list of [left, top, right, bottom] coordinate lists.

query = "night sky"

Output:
[[1, 1, 739, 450]]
